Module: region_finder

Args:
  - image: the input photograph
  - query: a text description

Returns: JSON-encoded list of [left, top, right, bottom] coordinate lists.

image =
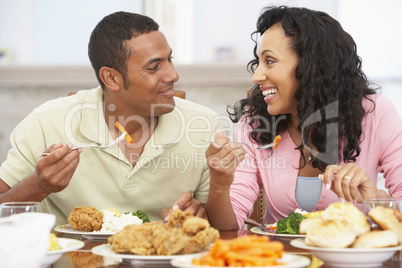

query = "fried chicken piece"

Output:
[[67, 206, 103, 232], [152, 224, 189, 255], [68, 251, 103, 267], [179, 216, 220, 254], [109, 222, 157, 255], [108, 209, 219, 256], [167, 209, 193, 227]]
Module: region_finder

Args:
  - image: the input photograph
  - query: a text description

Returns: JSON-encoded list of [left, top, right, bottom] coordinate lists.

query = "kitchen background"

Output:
[[1, 0, 401, 190]]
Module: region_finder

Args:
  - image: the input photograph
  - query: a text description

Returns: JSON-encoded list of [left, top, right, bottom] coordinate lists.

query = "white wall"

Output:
[[0, 0, 143, 65], [193, 0, 339, 64]]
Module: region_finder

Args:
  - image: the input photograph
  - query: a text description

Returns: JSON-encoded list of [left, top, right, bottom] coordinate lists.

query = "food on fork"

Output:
[[192, 235, 285, 266], [108, 209, 219, 255], [68, 206, 103, 232], [272, 135, 281, 149], [368, 206, 402, 244], [115, 121, 134, 144]]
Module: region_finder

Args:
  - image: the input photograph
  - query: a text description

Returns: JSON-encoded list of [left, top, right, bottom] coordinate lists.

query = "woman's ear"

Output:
[[99, 67, 123, 91]]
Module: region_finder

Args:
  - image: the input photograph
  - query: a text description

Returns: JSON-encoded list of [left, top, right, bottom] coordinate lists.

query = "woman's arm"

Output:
[[205, 132, 245, 230]]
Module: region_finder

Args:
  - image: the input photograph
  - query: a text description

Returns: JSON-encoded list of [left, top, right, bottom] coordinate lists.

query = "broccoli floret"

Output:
[[276, 212, 305, 234], [287, 212, 306, 234], [127, 210, 150, 222], [276, 218, 291, 234]]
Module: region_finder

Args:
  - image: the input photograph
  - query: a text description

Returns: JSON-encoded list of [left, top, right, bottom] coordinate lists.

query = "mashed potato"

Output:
[[96, 209, 143, 233]]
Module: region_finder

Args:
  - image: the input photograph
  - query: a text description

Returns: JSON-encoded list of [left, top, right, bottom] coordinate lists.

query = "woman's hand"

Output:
[[205, 132, 246, 191], [319, 163, 390, 203]]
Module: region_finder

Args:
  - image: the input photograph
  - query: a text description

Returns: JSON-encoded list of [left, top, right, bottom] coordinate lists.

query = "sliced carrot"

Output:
[[268, 226, 277, 230], [272, 135, 281, 149], [115, 121, 134, 144]]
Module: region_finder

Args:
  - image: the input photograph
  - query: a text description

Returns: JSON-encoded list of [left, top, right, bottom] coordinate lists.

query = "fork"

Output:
[[42, 132, 128, 156], [201, 138, 277, 150]]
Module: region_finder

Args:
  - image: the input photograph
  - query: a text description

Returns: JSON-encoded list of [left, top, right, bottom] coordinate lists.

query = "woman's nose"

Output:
[[252, 65, 266, 85]]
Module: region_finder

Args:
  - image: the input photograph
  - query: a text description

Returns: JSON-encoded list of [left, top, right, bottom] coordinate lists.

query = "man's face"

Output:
[[118, 31, 179, 118]]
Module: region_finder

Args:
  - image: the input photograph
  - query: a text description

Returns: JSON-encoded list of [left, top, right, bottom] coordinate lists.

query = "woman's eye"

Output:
[[266, 59, 275, 65]]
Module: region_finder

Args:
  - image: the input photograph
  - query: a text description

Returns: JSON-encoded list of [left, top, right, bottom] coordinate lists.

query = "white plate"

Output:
[[291, 238, 402, 267], [171, 252, 311, 268], [54, 224, 114, 240], [91, 244, 202, 265], [42, 238, 85, 267], [250, 226, 305, 243]]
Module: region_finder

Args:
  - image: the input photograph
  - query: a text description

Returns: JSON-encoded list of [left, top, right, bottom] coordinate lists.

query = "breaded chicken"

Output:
[[68, 251, 103, 267], [179, 215, 219, 254], [67, 206, 103, 232], [109, 222, 158, 255], [108, 209, 219, 255], [167, 209, 193, 227]]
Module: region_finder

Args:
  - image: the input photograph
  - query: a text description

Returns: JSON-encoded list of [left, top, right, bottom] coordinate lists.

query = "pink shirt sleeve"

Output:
[[230, 119, 263, 229], [370, 95, 402, 197]]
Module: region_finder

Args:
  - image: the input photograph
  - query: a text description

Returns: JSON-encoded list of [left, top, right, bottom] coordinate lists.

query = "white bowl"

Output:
[[41, 238, 84, 267], [291, 238, 402, 267]]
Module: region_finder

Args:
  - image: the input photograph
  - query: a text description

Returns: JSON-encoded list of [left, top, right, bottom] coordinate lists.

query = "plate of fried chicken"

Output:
[[91, 209, 220, 263], [54, 206, 146, 240], [54, 224, 114, 240]]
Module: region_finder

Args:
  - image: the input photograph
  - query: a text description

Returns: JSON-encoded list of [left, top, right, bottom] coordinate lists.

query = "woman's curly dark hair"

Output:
[[228, 6, 378, 171]]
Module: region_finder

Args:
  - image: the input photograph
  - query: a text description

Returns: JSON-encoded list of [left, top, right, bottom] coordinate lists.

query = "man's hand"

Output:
[[161, 192, 206, 221], [0, 142, 81, 203], [34, 142, 81, 195]]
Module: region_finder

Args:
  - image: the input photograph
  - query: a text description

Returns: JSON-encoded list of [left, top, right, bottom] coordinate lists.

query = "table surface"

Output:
[[52, 230, 402, 268]]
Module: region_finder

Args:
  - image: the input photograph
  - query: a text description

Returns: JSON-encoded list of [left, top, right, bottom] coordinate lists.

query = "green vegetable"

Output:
[[126, 210, 150, 222], [275, 212, 305, 234]]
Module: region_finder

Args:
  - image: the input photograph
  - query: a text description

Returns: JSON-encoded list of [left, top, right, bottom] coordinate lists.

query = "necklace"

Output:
[[289, 124, 313, 162]]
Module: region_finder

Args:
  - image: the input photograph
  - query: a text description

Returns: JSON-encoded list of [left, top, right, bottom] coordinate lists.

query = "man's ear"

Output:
[[99, 67, 123, 91]]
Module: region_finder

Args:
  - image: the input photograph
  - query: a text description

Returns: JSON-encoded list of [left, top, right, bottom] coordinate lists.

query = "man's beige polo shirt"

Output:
[[0, 87, 223, 225]]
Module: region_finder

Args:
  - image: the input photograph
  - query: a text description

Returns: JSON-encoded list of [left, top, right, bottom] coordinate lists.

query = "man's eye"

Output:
[[147, 65, 159, 71]]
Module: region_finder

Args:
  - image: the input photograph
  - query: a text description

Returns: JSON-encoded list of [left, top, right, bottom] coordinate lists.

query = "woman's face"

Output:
[[253, 22, 299, 118]]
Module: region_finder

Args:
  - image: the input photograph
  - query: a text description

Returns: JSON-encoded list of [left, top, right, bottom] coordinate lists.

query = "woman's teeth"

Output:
[[262, 89, 277, 97]]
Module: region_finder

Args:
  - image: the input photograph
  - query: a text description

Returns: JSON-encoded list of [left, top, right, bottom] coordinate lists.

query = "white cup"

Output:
[[0, 202, 40, 218]]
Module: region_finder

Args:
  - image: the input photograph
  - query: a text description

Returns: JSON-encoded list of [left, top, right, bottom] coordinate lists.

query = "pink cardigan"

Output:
[[230, 94, 402, 229]]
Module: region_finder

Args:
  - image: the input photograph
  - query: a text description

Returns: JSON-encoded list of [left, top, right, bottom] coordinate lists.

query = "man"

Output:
[[0, 12, 222, 225]]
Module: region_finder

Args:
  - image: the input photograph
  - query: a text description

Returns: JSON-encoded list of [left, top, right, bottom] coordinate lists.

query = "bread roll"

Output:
[[368, 206, 402, 244], [299, 216, 323, 235], [321, 202, 370, 236], [352, 230, 398, 248], [305, 220, 356, 248]]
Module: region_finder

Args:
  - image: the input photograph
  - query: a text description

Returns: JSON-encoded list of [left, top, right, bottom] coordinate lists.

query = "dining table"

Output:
[[52, 229, 402, 268]]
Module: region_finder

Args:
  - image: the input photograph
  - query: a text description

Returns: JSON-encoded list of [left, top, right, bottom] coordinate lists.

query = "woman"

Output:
[[205, 6, 402, 230]]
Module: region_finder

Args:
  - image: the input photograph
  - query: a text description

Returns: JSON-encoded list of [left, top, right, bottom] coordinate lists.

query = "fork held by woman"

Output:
[[202, 135, 281, 150]]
